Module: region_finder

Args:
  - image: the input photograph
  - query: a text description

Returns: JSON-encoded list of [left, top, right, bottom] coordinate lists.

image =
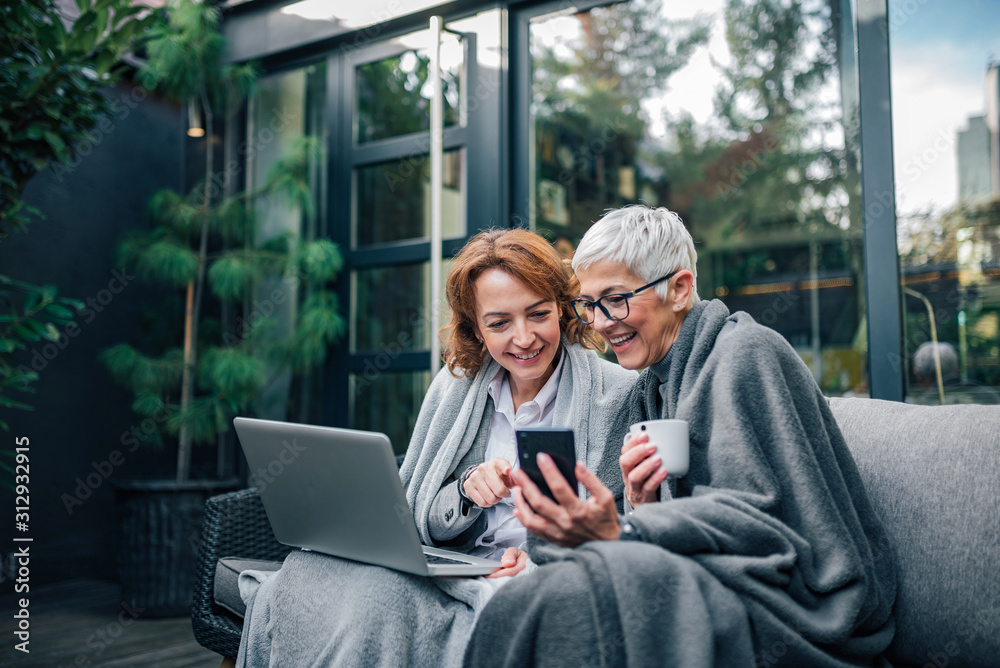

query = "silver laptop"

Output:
[[233, 417, 499, 577]]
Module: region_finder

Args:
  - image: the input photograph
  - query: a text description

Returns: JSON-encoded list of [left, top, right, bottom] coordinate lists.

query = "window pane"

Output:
[[249, 62, 327, 421], [351, 259, 454, 354], [356, 39, 463, 144], [351, 371, 431, 454], [889, 1, 1000, 404], [353, 263, 430, 353], [529, 0, 866, 396], [354, 149, 464, 246]]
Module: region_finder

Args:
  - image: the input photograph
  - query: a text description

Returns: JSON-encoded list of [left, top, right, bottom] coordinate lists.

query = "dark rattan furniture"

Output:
[[191, 487, 292, 660], [191, 455, 406, 659]]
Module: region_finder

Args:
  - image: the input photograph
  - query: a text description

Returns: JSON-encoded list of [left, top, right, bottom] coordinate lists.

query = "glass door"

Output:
[[328, 10, 503, 451], [888, 0, 1000, 405]]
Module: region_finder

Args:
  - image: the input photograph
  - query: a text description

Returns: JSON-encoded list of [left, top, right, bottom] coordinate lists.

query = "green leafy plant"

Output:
[[0, 0, 158, 429], [100, 0, 345, 481], [0, 277, 84, 430], [0, 0, 157, 236]]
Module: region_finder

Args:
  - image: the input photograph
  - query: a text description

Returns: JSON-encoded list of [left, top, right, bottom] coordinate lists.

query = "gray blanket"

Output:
[[464, 300, 897, 668], [236, 343, 636, 668]]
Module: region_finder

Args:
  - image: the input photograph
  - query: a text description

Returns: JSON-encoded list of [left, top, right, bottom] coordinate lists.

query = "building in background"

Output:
[[958, 63, 1000, 203], [958, 115, 992, 202], [988, 63, 1000, 196]]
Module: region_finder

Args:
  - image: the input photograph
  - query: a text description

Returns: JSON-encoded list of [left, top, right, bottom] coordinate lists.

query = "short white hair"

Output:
[[572, 205, 700, 304]]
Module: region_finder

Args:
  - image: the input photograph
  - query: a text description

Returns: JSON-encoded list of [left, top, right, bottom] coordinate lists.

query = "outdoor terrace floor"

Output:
[[1, 578, 221, 667]]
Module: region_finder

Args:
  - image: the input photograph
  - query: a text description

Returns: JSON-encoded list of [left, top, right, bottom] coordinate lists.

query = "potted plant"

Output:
[[99, 0, 344, 615]]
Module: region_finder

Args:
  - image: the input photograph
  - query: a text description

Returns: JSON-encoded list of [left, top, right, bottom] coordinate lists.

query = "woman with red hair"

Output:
[[235, 228, 635, 668]]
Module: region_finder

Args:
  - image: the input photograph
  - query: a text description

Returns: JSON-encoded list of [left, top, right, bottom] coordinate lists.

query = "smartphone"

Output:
[[516, 428, 578, 501]]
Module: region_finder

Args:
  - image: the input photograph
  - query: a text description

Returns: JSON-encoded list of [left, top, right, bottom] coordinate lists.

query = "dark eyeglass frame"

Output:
[[571, 271, 679, 324]]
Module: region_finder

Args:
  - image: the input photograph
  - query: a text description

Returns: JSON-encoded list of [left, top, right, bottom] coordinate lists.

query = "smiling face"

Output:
[[576, 260, 690, 371], [473, 268, 562, 401]]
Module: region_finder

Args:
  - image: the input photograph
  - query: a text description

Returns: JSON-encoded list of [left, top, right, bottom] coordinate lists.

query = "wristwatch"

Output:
[[457, 464, 479, 507]]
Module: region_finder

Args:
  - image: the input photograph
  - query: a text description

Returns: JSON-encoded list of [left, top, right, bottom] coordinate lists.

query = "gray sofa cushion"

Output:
[[829, 398, 1000, 668], [214, 556, 283, 618]]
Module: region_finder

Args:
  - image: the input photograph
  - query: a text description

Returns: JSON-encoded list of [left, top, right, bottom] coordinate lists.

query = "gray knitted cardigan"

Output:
[[400, 339, 637, 549]]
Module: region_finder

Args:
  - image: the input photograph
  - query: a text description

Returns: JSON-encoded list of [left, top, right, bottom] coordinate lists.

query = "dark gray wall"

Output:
[[0, 80, 182, 585]]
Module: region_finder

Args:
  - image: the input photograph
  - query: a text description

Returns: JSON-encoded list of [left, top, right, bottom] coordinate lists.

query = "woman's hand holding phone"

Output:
[[462, 458, 517, 508], [511, 455, 620, 547]]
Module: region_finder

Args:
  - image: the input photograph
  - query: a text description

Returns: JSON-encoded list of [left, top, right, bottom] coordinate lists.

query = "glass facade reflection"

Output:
[[352, 262, 431, 352], [351, 260, 454, 352], [249, 62, 327, 422], [528, 0, 866, 396], [338, 11, 489, 445], [354, 149, 464, 246], [222, 0, 999, 456], [890, 0, 1000, 404], [356, 45, 462, 144], [351, 370, 431, 454]]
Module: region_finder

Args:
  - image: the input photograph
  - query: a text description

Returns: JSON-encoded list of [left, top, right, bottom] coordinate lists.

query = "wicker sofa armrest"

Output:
[[191, 487, 293, 660], [192, 455, 407, 659]]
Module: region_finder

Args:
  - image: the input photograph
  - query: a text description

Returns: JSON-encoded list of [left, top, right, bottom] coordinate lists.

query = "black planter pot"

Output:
[[113, 477, 242, 618]]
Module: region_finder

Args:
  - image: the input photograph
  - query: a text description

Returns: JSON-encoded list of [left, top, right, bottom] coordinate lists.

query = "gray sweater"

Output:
[[400, 339, 637, 550]]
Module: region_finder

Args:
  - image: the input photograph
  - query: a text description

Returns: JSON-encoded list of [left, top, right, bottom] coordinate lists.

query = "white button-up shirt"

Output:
[[470, 350, 565, 560]]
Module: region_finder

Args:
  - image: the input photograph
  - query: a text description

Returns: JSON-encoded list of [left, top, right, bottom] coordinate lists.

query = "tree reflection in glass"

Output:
[[529, 0, 867, 396]]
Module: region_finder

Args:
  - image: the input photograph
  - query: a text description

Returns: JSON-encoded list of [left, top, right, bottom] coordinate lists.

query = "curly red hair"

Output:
[[441, 228, 604, 376]]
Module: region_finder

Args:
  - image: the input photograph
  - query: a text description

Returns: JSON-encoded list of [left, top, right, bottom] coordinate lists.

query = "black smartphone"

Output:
[[516, 428, 578, 501]]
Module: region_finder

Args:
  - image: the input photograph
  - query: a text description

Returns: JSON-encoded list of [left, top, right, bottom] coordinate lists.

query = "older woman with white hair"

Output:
[[464, 205, 897, 668]]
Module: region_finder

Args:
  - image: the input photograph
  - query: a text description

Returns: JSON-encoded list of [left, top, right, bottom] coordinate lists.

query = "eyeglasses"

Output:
[[570, 271, 678, 325]]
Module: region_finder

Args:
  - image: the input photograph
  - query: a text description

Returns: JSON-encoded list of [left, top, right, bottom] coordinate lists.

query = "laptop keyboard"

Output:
[[425, 553, 472, 565]]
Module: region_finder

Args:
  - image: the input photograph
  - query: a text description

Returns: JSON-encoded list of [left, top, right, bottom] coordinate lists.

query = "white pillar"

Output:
[[429, 16, 443, 375]]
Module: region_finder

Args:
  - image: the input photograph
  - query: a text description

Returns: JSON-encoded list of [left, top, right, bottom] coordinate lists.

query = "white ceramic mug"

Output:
[[628, 419, 689, 477]]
